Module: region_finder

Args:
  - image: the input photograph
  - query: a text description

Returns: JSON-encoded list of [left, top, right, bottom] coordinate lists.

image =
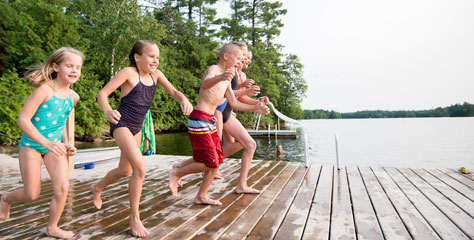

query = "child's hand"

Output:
[[46, 140, 67, 157], [180, 99, 193, 116], [255, 102, 270, 115], [259, 96, 269, 105], [221, 68, 235, 82], [64, 143, 77, 156], [242, 79, 255, 87], [245, 85, 260, 96], [105, 109, 121, 124]]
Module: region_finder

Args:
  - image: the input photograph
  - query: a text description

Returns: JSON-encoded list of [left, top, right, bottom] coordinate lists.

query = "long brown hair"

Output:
[[25, 47, 84, 87]]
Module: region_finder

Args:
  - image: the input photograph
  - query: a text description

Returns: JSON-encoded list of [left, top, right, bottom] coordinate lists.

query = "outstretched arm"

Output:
[[155, 70, 193, 115], [225, 85, 269, 115]]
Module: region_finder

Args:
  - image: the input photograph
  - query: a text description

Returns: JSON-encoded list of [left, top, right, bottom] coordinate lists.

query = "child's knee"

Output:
[[117, 168, 132, 178], [24, 189, 41, 201], [243, 138, 256, 151], [132, 166, 146, 179], [53, 181, 69, 197]]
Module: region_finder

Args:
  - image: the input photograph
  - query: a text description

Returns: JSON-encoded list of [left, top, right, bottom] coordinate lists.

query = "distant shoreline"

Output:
[[303, 102, 474, 119]]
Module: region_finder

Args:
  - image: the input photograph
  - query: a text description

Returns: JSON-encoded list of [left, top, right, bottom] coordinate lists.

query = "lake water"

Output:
[[303, 117, 474, 169], [75, 117, 474, 169]]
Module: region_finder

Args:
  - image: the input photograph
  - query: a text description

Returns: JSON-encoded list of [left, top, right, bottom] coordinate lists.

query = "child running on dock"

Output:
[[168, 43, 269, 206], [0, 47, 83, 239], [91, 40, 192, 238]]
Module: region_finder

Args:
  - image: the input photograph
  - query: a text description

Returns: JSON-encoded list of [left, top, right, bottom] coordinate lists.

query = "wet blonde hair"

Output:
[[25, 47, 84, 87]]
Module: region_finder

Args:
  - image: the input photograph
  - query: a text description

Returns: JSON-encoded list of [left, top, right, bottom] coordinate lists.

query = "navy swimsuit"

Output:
[[110, 71, 156, 136]]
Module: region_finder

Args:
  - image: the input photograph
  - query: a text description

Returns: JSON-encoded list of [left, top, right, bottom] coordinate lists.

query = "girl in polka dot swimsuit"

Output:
[[0, 47, 83, 239]]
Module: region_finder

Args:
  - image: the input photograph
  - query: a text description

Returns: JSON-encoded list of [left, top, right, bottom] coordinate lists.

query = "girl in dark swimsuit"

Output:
[[92, 40, 193, 238]]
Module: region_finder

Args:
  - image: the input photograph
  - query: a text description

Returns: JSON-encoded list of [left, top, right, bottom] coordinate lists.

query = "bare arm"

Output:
[[201, 66, 234, 89], [225, 85, 269, 115], [97, 68, 132, 124], [155, 70, 193, 115]]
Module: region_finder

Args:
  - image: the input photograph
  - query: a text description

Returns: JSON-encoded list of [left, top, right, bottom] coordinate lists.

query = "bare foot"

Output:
[[168, 169, 179, 197], [214, 170, 223, 179], [172, 164, 182, 187], [234, 186, 261, 194], [130, 216, 149, 238], [194, 196, 222, 206], [0, 194, 11, 221], [90, 184, 102, 209], [46, 227, 73, 239]]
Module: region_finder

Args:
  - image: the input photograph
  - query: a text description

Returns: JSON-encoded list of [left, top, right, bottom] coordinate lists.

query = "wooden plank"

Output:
[[273, 164, 321, 240], [158, 161, 285, 240], [439, 169, 474, 190], [385, 167, 469, 239], [3, 168, 167, 239], [330, 167, 356, 240], [82, 160, 246, 239], [428, 169, 474, 202], [218, 164, 299, 240], [400, 168, 474, 238], [302, 164, 332, 240], [346, 166, 383, 240], [246, 166, 308, 239], [359, 167, 412, 239], [413, 168, 474, 217], [371, 167, 439, 239], [189, 162, 294, 240]]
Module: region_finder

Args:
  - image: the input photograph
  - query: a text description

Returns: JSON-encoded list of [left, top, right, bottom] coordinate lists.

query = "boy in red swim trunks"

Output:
[[168, 44, 269, 205]]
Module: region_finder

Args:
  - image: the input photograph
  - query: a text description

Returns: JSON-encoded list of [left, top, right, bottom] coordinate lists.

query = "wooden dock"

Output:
[[0, 154, 473, 239]]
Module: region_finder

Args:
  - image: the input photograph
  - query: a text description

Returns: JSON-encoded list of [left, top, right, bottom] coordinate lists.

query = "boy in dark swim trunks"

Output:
[[168, 44, 269, 206]]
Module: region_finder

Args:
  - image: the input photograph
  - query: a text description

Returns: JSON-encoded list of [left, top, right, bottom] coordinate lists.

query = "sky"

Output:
[[216, 0, 474, 112]]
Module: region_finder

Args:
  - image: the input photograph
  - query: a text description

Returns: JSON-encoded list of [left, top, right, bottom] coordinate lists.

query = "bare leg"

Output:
[[222, 130, 242, 157], [169, 162, 221, 205], [195, 168, 222, 206], [43, 151, 73, 239], [90, 149, 132, 209], [213, 110, 224, 179], [0, 147, 42, 221], [112, 128, 149, 238], [223, 116, 261, 194]]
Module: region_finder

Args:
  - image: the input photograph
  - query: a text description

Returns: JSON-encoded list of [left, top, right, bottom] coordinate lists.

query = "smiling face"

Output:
[[52, 53, 83, 84], [135, 43, 160, 74]]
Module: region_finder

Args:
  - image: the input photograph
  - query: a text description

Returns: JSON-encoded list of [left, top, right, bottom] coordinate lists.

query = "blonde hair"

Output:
[[25, 47, 84, 87]]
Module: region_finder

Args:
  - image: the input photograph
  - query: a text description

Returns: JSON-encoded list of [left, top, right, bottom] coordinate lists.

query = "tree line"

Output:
[[0, 0, 307, 145], [303, 102, 474, 119]]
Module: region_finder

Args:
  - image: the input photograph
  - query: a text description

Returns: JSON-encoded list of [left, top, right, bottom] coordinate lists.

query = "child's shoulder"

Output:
[[35, 82, 54, 93], [118, 66, 137, 75], [70, 89, 80, 103]]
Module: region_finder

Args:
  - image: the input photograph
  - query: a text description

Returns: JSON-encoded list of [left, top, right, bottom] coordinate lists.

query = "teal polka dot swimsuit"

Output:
[[19, 89, 73, 155]]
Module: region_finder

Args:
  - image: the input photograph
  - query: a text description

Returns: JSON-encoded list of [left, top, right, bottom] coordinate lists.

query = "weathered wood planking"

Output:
[[385, 167, 470, 239], [1, 153, 473, 240], [330, 167, 356, 239], [399, 168, 474, 239], [302, 164, 333, 240], [371, 167, 439, 240], [360, 167, 412, 239], [346, 166, 384, 240], [273, 164, 321, 240]]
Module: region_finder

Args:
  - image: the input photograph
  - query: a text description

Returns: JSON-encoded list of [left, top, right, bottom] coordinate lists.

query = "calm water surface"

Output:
[[76, 117, 474, 169], [303, 117, 474, 169]]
